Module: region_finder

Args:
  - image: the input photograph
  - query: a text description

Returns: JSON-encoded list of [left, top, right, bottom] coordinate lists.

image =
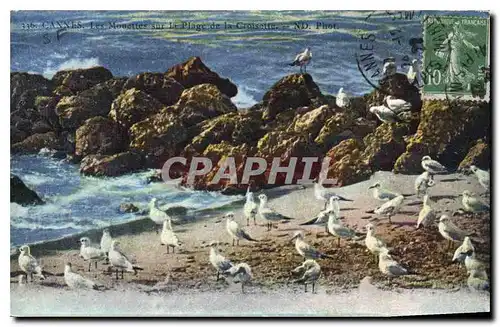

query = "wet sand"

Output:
[[10, 171, 491, 316]]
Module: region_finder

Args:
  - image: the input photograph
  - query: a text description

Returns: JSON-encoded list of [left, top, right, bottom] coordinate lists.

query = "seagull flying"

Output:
[[289, 47, 312, 73], [421, 155, 448, 174], [18, 245, 45, 282], [225, 212, 258, 246]]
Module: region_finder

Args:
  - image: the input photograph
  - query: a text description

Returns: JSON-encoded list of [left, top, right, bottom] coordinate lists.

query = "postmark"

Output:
[[422, 15, 490, 101]]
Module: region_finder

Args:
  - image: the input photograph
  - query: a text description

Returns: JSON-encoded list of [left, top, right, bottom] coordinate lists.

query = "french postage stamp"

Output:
[[422, 15, 490, 100]]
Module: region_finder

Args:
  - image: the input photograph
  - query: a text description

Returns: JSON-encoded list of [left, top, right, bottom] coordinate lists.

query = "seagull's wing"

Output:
[[300, 266, 320, 283], [443, 222, 468, 241], [260, 206, 293, 220], [387, 261, 408, 276], [335, 225, 356, 238], [70, 272, 96, 289], [427, 160, 448, 172]]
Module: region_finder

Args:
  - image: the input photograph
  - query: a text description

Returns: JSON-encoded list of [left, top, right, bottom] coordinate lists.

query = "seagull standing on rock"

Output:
[[225, 212, 258, 246], [384, 95, 412, 112], [243, 187, 258, 226], [336, 88, 350, 108], [18, 245, 45, 282], [288, 47, 312, 73], [369, 105, 400, 123], [415, 171, 435, 197], [149, 198, 172, 234], [368, 182, 401, 202], [222, 263, 253, 293], [421, 156, 448, 174], [469, 165, 490, 192], [407, 59, 420, 86], [382, 58, 397, 77], [209, 241, 233, 281], [64, 263, 99, 290], [257, 193, 294, 231], [462, 190, 490, 213], [291, 259, 321, 293], [291, 231, 333, 261]]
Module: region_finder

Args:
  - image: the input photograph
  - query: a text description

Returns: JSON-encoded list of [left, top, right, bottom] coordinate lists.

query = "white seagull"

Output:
[[365, 223, 388, 262], [382, 60, 397, 77], [299, 195, 339, 232], [291, 259, 322, 293], [18, 245, 45, 282], [452, 236, 475, 264], [385, 95, 412, 113], [467, 269, 489, 292], [313, 178, 352, 209], [368, 182, 401, 202], [374, 194, 404, 223], [291, 231, 333, 260], [209, 241, 233, 281], [378, 248, 410, 276], [462, 190, 490, 213], [79, 237, 106, 272], [327, 209, 358, 247], [417, 194, 436, 229], [257, 193, 294, 231], [225, 212, 258, 246], [222, 263, 253, 293], [160, 219, 181, 253], [243, 187, 258, 226], [415, 171, 435, 197], [438, 215, 469, 251], [336, 88, 350, 108], [421, 155, 448, 174], [100, 228, 113, 263], [108, 240, 143, 279], [406, 59, 419, 85], [64, 262, 99, 290], [470, 165, 490, 192], [369, 105, 400, 123], [149, 198, 171, 234], [289, 47, 312, 73]]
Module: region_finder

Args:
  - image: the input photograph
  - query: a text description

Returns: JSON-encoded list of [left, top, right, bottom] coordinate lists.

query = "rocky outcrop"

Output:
[[123, 73, 184, 105], [52, 66, 113, 95], [458, 139, 490, 171], [109, 88, 164, 130], [80, 151, 144, 177], [11, 132, 64, 154], [289, 105, 335, 138], [11, 73, 53, 112], [119, 202, 140, 213], [166, 56, 237, 98], [10, 174, 44, 206], [55, 83, 114, 130], [75, 116, 127, 157]]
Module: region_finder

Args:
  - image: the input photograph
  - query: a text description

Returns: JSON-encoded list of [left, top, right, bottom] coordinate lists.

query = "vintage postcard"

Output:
[[10, 10, 490, 317]]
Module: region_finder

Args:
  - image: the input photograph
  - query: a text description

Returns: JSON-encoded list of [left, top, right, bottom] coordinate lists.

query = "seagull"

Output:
[[415, 171, 435, 197], [291, 231, 333, 260], [209, 241, 233, 281], [18, 245, 45, 282], [336, 88, 350, 108], [327, 209, 358, 247], [291, 259, 321, 293], [288, 47, 312, 73], [160, 219, 181, 253], [64, 263, 99, 290], [222, 263, 253, 293], [369, 105, 400, 123], [470, 165, 490, 192], [374, 194, 404, 223], [378, 248, 410, 276], [462, 190, 490, 213], [299, 196, 339, 232], [313, 178, 352, 210], [79, 237, 106, 272], [368, 182, 401, 202], [100, 228, 113, 264], [108, 240, 143, 279], [421, 155, 448, 174], [384, 95, 412, 113], [407, 59, 419, 85], [225, 212, 258, 246], [149, 198, 171, 234], [467, 269, 490, 292], [257, 193, 294, 231], [438, 215, 469, 251], [382, 59, 397, 77], [417, 194, 436, 229], [452, 236, 475, 264], [243, 187, 258, 226], [464, 249, 486, 273], [365, 223, 388, 263]]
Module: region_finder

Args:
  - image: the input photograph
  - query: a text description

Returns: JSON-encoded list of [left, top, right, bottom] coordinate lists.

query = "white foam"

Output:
[[232, 85, 258, 108]]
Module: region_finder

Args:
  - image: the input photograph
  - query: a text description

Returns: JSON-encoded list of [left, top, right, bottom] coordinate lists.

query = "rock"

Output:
[[165, 206, 189, 217], [325, 138, 372, 186], [289, 105, 335, 138], [109, 88, 164, 130], [52, 66, 113, 95], [34, 96, 61, 131], [31, 120, 53, 134], [119, 202, 140, 213], [168, 84, 237, 126], [123, 73, 184, 105], [231, 112, 264, 145], [80, 151, 144, 177], [257, 131, 320, 160], [262, 74, 323, 121], [55, 83, 114, 130], [11, 72, 53, 111], [100, 77, 128, 98], [166, 56, 237, 98], [11, 126, 28, 144], [75, 116, 128, 157], [11, 132, 64, 154], [458, 139, 490, 171], [10, 175, 44, 206]]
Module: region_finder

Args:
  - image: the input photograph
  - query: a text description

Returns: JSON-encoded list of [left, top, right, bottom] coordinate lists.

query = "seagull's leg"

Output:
[[95, 261, 98, 270], [105, 254, 109, 265], [88, 261, 91, 272], [167, 246, 170, 254], [115, 269, 119, 280], [216, 271, 220, 281], [242, 283, 245, 294], [29, 273, 33, 283], [156, 226, 159, 235], [173, 246, 175, 254], [304, 284, 307, 293], [232, 239, 235, 246], [247, 217, 249, 227], [388, 214, 392, 224], [337, 237, 341, 248], [121, 270, 124, 279], [237, 239, 240, 246], [254, 216, 256, 226], [312, 282, 315, 294], [325, 225, 328, 233]]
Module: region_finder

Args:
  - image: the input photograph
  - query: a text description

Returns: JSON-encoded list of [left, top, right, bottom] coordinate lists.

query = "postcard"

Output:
[[10, 10, 490, 317]]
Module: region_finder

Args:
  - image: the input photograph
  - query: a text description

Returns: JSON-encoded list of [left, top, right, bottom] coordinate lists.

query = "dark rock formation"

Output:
[[458, 139, 490, 171], [11, 72, 53, 112], [119, 202, 140, 213], [52, 66, 113, 95], [75, 116, 128, 157], [325, 138, 372, 186], [80, 151, 144, 177], [11, 132, 64, 154], [123, 73, 184, 105], [10, 174, 44, 206]]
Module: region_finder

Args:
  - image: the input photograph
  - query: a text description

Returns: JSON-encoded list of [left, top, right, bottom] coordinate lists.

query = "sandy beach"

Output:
[[10, 171, 491, 316]]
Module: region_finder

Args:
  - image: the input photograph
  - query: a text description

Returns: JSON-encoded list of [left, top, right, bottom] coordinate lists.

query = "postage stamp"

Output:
[[422, 15, 490, 100]]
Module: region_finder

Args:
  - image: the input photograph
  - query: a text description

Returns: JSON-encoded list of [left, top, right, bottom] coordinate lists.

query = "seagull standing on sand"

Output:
[[161, 219, 181, 253], [438, 215, 469, 251], [368, 182, 401, 202], [313, 178, 352, 210], [100, 228, 113, 264], [417, 194, 436, 229], [452, 236, 474, 264], [369, 105, 400, 123], [225, 212, 258, 246], [327, 209, 358, 247], [385, 95, 412, 113], [406, 59, 419, 86], [415, 171, 435, 197], [257, 193, 294, 231], [149, 198, 171, 234], [467, 269, 490, 292], [108, 240, 143, 279], [378, 248, 410, 276], [243, 187, 258, 226], [291, 231, 333, 260], [462, 190, 490, 213], [421, 156, 448, 174], [289, 47, 312, 73], [18, 245, 45, 282], [79, 237, 106, 272], [291, 259, 321, 293], [374, 194, 404, 223], [64, 263, 99, 290], [336, 88, 350, 108], [470, 165, 490, 192], [365, 223, 388, 263], [209, 241, 233, 281], [299, 195, 339, 232], [222, 263, 253, 293]]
